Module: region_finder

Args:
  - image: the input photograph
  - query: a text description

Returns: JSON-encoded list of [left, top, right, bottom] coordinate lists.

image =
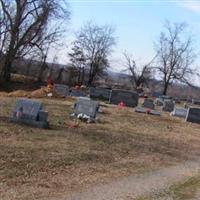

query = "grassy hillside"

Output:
[[0, 96, 200, 200]]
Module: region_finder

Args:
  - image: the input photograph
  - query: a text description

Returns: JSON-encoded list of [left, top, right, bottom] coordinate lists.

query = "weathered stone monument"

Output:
[[109, 89, 138, 107], [11, 99, 49, 128], [74, 97, 99, 120], [162, 100, 175, 112], [54, 84, 69, 97], [186, 107, 200, 124], [142, 98, 155, 110], [171, 107, 188, 118], [90, 87, 111, 101]]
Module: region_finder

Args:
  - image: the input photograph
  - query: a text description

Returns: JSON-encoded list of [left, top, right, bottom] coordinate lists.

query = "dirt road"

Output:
[[56, 159, 200, 200]]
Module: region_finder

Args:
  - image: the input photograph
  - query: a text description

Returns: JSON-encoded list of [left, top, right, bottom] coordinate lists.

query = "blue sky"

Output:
[[57, 0, 200, 74]]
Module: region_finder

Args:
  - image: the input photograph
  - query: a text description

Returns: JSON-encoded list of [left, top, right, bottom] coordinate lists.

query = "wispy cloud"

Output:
[[177, 0, 200, 13]]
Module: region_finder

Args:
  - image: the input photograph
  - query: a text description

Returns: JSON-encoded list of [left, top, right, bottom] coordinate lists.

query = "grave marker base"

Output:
[[10, 118, 49, 128]]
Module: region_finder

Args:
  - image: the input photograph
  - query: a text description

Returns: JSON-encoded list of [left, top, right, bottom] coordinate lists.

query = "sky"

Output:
[[56, 0, 200, 75]]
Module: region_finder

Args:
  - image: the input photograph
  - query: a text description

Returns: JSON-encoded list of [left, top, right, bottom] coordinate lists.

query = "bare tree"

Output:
[[70, 22, 116, 86], [0, 0, 70, 82], [155, 21, 196, 95], [123, 52, 154, 89], [68, 44, 86, 85]]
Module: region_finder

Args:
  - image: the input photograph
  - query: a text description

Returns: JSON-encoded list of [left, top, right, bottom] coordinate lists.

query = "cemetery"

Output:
[[0, 89, 200, 200], [1, 1, 200, 198]]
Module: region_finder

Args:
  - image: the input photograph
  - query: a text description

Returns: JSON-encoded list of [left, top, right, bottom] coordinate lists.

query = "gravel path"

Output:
[[62, 159, 200, 200]]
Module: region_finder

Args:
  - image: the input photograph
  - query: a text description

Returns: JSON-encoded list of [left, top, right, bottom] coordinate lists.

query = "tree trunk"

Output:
[[81, 67, 85, 85], [163, 83, 169, 95], [2, 59, 12, 82], [87, 63, 94, 86]]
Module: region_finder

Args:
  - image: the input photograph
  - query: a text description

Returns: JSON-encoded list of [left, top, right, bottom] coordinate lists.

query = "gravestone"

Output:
[[155, 98, 164, 106], [70, 89, 87, 97], [192, 99, 200, 105], [11, 99, 49, 128], [90, 87, 111, 101], [156, 95, 172, 106], [74, 98, 99, 119], [162, 100, 175, 112], [109, 89, 138, 107], [171, 107, 188, 118], [54, 84, 69, 97], [186, 107, 200, 124], [142, 98, 155, 110]]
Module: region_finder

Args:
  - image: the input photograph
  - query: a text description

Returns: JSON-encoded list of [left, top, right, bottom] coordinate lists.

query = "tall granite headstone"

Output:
[[109, 89, 138, 107]]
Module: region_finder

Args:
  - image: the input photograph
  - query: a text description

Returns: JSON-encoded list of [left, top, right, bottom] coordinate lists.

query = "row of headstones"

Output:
[[10, 91, 200, 128], [142, 97, 200, 124], [53, 86, 200, 126], [55, 84, 139, 108], [54, 84, 87, 97], [171, 107, 200, 124], [10, 87, 139, 128], [75, 96, 200, 125]]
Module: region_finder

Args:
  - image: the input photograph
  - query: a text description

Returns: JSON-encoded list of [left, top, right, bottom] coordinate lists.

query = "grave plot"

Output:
[[90, 87, 111, 101], [109, 89, 138, 107], [11, 98, 49, 128], [54, 84, 70, 97], [72, 97, 99, 122], [186, 107, 200, 124]]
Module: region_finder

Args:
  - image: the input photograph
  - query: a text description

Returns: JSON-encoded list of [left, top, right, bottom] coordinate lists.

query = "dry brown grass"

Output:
[[0, 96, 200, 200], [0, 87, 66, 99]]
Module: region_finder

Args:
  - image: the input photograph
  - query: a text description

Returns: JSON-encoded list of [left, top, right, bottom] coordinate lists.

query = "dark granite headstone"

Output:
[[162, 100, 175, 112], [186, 107, 200, 124], [109, 90, 138, 107], [90, 87, 111, 101], [74, 98, 99, 119], [142, 98, 155, 109], [54, 84, 69, 97], [11, 99, 48, 128]]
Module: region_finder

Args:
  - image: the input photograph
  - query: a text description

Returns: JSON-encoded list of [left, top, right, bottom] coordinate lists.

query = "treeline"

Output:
[[0, 1, 199, 94]]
